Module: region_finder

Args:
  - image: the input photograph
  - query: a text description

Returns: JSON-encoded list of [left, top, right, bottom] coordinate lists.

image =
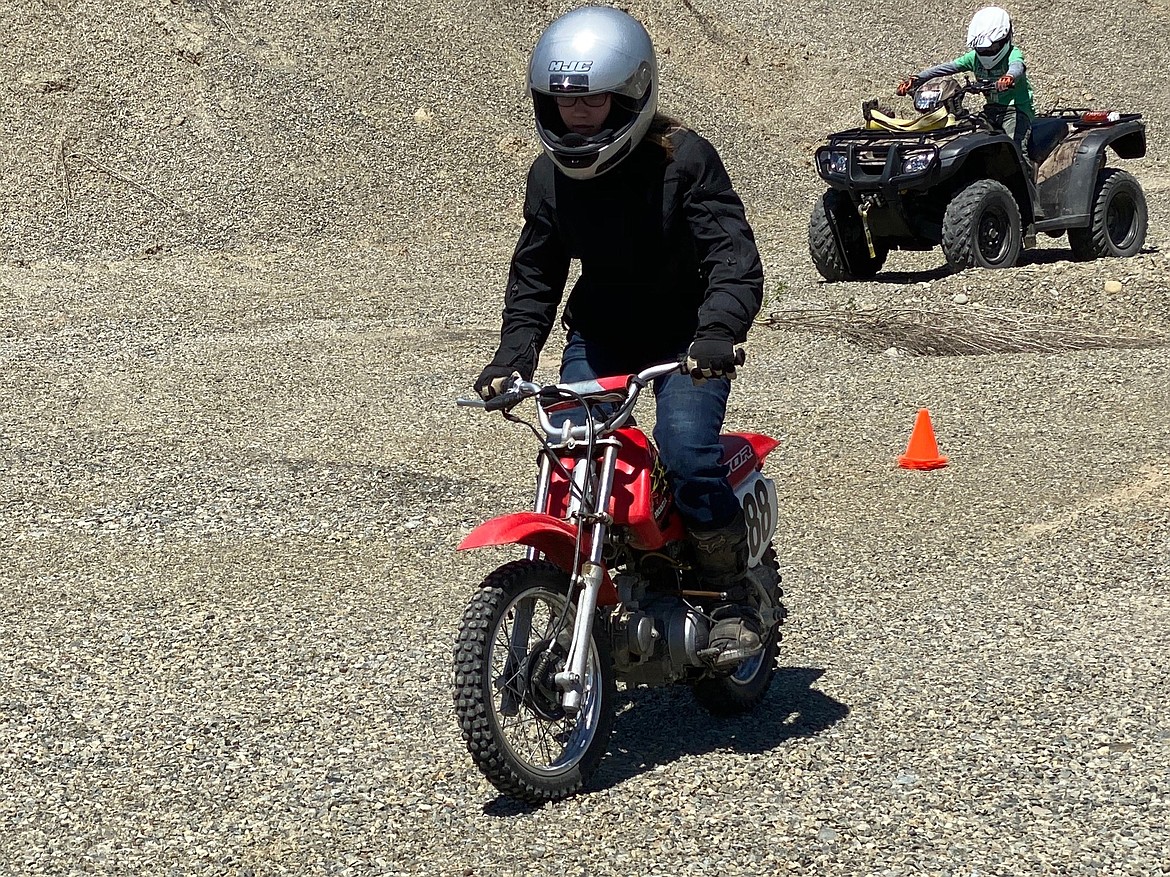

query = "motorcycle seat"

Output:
[[1029, 116, 1070, 165]]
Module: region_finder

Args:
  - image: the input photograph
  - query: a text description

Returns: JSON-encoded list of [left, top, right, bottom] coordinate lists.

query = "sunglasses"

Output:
[[555, 93, 610, 108]]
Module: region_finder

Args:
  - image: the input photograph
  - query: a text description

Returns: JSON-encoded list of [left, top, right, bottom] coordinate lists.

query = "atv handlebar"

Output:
[[964, 80, 999, 94]]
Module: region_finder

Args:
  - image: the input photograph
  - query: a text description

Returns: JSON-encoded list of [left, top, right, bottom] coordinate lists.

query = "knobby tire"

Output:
[[453, 559, 615, 804]]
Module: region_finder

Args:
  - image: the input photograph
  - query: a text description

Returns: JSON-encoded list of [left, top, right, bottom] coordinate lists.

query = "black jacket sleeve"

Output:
[[489, 160, 571, 370], [680, 135, 765, 344]]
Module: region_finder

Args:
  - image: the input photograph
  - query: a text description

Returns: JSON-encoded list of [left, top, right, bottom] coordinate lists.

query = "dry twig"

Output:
[[56, 132, 71, 216], [61, 150, 185, 213]]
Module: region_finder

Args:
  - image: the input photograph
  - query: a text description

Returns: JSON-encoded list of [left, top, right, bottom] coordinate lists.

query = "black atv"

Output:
[[809, 76, 1149, 280]]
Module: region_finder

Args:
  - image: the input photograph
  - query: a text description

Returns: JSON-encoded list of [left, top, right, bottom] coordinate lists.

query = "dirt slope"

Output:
[[4, 0, 1168, 263]]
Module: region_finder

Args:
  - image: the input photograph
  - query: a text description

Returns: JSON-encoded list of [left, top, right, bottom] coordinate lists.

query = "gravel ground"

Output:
[[3, 0, 1170, 874]]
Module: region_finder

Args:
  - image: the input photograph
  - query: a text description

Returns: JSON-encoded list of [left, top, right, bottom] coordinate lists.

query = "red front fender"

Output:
[[458, 512, 617, 602]]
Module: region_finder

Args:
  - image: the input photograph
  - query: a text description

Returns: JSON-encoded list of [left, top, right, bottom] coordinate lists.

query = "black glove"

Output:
[[474, 365, 520, 401], [474, 344, 537, 400], [686, 338, 741, 381]]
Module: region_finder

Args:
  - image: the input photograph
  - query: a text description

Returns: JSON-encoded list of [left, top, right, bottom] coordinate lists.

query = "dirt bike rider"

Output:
[[896, 6, 1036, 169], [473, 6, 767, 670]]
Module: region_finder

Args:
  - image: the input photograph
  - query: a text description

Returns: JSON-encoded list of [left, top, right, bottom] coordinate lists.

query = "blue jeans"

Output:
[[558, 332, 740, 530]]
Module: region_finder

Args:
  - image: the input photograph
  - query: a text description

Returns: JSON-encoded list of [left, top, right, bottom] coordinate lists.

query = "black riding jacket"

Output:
[[490, 128, 764, 374]]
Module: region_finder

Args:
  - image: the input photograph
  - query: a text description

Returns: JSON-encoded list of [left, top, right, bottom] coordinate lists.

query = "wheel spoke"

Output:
[[535, 717, 559, 764], [496, 598, 540, 715], [496, 647, 596, 768], [490, 588, 588, 770]]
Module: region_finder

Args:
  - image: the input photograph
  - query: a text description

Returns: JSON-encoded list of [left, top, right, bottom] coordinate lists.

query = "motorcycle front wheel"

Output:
[[453, 559, 615, 803]]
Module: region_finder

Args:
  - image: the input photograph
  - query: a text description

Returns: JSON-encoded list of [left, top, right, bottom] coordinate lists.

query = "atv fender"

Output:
[[937, 133, 1034, 217], [1036, 120, 1147, 229]]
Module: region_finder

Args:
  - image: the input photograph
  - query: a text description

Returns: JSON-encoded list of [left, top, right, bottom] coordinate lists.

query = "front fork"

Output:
[[554, 441, 620, 715]]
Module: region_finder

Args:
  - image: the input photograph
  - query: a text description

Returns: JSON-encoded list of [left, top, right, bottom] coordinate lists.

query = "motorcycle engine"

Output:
[[611, 596, 711, 687]]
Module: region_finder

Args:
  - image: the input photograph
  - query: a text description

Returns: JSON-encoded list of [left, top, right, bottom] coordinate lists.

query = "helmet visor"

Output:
[[975, 36, 1009, 59]]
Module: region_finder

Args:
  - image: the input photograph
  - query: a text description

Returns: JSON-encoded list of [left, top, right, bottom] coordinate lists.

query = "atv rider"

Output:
[[897, 6, 1035, 165], [473, 6, 767, 670]]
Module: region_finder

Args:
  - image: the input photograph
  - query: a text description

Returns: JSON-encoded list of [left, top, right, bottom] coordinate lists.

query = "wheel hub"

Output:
[[523, 638, 568, 721], [1107, 196, 1135, 246], [978, 209, 1007, 259]]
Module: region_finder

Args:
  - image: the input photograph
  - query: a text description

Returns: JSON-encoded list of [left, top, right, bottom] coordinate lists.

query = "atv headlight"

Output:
[[901, 150, 935, 175], [825, 150, 848, 175], [914, 91, 942, 112]]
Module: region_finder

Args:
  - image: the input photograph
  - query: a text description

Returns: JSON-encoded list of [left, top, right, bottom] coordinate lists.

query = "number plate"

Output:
[[734, 472, 778, 566]]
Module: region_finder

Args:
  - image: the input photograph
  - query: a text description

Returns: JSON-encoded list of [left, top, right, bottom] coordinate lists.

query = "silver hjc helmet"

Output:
[[528, 6, 658, 180]]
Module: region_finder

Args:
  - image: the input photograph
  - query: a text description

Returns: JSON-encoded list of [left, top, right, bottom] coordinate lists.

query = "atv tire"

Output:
[[809, 190, 887, 281], [1068, 168, 1147, 261], [941, 179, 1022, 271]]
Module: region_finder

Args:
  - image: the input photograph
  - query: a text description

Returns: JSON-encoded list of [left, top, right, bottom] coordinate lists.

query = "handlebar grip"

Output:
[[734, 347, 747, 366], [484, 391, 522, 412]]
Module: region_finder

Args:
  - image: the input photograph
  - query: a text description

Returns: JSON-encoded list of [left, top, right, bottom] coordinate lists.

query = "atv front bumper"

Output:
[[815, 141, 942, 194]]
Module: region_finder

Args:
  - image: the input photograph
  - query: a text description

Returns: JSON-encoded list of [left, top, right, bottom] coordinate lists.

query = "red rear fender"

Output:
[[719, 432, 780, 489], [733, 432, 780, 465], [744, 434, 781, 467]]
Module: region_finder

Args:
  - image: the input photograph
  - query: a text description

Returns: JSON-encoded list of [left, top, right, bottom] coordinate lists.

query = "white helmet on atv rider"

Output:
[[966, 6, 1013, 69], [528, 6, 658, 180]]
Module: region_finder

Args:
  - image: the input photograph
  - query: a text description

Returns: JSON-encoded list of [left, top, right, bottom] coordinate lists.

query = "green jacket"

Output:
[[950, 47, 1035, 117], [915, 45, 1035, 118]]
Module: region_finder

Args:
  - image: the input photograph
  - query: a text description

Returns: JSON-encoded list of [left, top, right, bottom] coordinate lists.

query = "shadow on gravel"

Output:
[[481, 667, 847, 817], [869, 264, 953, 284], [599, 666, 848, 777], [1014, 243, 1163, 267], [591, 666, 847, 789]]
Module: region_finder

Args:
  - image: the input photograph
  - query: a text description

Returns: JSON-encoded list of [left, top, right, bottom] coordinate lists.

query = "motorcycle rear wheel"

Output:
[[692, 546, 784, 716], [453, 559, 616, 803]]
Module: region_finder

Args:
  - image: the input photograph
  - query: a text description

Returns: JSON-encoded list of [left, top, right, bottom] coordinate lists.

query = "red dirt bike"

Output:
[[453, 358, 786, 803]]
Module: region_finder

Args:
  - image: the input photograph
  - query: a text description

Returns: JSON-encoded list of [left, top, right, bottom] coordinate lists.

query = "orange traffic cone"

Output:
[[898, 408, 949, 470]]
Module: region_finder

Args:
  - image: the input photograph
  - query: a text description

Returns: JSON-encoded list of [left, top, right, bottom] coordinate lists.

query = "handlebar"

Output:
[[455, 378, 542, 411], [456, 355, 743, 443]]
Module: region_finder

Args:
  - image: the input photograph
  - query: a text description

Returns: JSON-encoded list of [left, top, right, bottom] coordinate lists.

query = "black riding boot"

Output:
[[689, 513, 764, 670]]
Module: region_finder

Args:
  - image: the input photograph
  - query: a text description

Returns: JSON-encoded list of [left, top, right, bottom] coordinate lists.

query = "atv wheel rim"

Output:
[[1106, 194, 1138, 249], [977, 206, 1011, 264]]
